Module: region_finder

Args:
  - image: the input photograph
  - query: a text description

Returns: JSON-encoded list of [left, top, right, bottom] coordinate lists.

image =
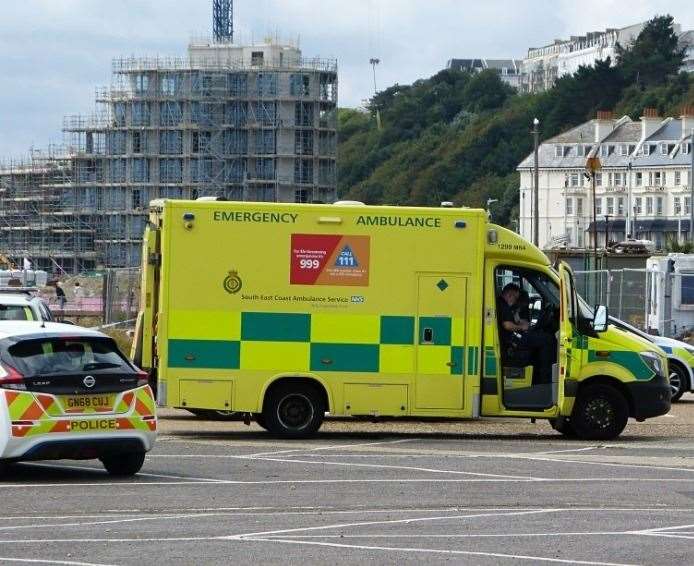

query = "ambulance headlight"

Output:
[[640, 352, 664, 376]]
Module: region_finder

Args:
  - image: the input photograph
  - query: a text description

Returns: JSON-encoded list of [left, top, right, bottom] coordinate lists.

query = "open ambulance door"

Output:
[[557, 262, 578, 408]]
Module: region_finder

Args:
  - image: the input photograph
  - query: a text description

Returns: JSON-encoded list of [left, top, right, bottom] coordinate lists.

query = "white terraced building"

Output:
[[517, 110, 694, 251]]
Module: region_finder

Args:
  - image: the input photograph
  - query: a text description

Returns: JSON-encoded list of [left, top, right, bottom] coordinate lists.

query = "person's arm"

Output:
[[502, 320, 529, 332]]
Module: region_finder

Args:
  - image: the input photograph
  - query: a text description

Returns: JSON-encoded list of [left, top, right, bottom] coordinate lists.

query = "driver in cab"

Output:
[[498, 283, 554, 385]]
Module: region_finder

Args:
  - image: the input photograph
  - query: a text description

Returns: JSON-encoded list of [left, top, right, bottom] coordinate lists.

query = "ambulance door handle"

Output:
[[422, 328, 434, 344], [446, 361, 456, 367], [321, 358, 333, 365]]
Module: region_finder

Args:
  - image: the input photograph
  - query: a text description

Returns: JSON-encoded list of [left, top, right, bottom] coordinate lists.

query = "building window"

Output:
[[160, 131, 183, 154], [660, 144, 668, 155], [635, 197, 642, 214], [132, 131, 144, 154], [646, 197, 653, 215], [595, 173, 602, 187], [132, 158, 149, 182], [618, 197, 624, 216], [295, 189, 309, 203], [620, 144, 628, 156], [614, 172, 624, 186], [566, 198, 573, 215], [555, 145, 563, 158], [569, 172, 580, 187], [657, 196, 664, 215], [681, 273, 694, 306], [251, 51, 264, 66], [132, 189, 142, 209], [675, 171, 681, 186], [635, 172, 643, 186], [675, 196, 681, 215], [576, 198, 583, 215], [596, 198, 602, 215], [606, 197, 614, 215], [686, 197, 691, 215]]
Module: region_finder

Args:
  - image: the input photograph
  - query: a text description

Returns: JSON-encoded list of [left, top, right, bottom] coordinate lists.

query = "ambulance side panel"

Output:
[[155, 202, 485, 419]]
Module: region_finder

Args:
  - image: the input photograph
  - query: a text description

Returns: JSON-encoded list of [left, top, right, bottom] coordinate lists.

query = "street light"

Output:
[[486, 198, 499, 220], [532, 118, 540, 247]]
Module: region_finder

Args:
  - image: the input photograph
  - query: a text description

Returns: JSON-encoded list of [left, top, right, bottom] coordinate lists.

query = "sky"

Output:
[[0, 0, 692, 159]]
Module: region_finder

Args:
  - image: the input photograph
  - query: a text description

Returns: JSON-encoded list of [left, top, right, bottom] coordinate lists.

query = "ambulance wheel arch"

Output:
[[260, 376, 330, 438]]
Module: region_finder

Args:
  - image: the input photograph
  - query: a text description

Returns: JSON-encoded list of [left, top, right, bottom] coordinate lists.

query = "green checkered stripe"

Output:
[[168, 312, 479, 375]]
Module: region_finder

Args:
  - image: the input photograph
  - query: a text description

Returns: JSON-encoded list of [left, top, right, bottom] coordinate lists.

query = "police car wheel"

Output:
[[571, 384, 628, 441], [264, 383, 324, 438], [669, 363, 689, 402], [100, 452, 146, 477]]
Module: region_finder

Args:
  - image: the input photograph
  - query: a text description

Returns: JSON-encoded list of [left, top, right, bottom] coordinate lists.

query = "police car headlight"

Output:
[[683, 346, 694, 358], [640, 352, 664, 376]]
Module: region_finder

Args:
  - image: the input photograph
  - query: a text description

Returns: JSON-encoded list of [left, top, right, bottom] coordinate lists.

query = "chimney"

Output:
[[641, 108, 661, 140], [682, 105, 694, 139], [594, 110, 614, 142]]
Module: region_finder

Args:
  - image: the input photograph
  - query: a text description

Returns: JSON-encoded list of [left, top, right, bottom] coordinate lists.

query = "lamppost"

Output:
[[370, 58, 382, 130], [690, 128, 694, 243], [532, 118, 540, 247], [626, 161, 633, 239], [585, 156, 602, 269]]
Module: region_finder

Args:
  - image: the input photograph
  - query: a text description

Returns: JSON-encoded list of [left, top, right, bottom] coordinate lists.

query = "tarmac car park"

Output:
[[0, 321, 156, 476]]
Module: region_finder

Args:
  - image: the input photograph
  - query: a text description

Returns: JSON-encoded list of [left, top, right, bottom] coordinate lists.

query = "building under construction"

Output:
[[0, 1, 338, 272]]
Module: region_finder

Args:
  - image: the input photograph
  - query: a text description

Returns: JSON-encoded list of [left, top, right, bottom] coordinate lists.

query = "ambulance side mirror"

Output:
[[593, 305, 608, 333]]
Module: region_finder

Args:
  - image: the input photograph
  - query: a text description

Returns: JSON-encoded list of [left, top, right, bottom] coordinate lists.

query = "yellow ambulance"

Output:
[[133, 200, 671, 440]]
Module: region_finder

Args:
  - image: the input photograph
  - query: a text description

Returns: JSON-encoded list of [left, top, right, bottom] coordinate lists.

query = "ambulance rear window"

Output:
[[5, 337, 134, 377]]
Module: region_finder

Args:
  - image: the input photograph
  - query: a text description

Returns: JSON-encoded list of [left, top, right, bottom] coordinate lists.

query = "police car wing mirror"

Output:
[[592, 305, 608, 333]]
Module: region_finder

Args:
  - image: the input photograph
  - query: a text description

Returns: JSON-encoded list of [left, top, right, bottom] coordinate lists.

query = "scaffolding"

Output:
[[3, 41, 338, 271], [0, 147, 98, 273]]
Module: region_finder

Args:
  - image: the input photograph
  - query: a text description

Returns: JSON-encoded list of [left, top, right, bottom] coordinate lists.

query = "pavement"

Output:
[[2, 395, 694, 565]]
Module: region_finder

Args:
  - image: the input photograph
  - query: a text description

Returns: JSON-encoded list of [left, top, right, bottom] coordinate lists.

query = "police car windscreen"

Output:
[[4, 338, 134, 377]]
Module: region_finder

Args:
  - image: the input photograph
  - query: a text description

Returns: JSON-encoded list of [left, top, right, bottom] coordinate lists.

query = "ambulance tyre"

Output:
[[254, 413, 269, 430], [571, 384, 629, 441], [549, 417, 576, 437], [264, 382, 325, 438], [100, 451, 146, 477]]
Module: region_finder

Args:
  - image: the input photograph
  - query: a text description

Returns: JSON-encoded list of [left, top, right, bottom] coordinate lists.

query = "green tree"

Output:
[[616, 15, 686, 87]]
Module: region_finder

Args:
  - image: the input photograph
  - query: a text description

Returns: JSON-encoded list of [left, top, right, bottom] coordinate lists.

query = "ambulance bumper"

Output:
[[625, 373, 672, 420]]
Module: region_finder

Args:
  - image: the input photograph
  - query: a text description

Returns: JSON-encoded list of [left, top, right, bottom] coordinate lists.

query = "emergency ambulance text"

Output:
[[356, 215, 441, 228], [213, 211, 298, 224]]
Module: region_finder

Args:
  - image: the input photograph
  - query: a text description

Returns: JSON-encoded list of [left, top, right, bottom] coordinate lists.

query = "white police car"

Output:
[[0, 321, 156, 475]]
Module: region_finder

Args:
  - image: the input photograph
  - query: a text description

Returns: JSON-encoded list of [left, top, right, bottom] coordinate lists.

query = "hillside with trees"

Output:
[[337, 16, 694, 228]]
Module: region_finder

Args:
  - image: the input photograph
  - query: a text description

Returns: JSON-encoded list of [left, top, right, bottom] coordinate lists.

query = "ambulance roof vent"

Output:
[[196, 196, 228, 202], [440, 201, 454, 208], [333, 200, 365, 206]]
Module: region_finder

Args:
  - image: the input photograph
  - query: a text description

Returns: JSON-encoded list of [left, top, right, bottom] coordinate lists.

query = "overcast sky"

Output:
[[0, 0, 692, 159]]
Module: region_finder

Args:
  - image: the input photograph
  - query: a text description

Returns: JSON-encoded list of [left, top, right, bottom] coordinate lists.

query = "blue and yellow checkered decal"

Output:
[[167, 311, 479, 375]]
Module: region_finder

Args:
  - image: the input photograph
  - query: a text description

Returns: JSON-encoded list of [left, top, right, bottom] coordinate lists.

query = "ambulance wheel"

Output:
[[263, 383, 325, 438], [549, 417, 576, 437], [571, 384, 628, 441], [100, 452, 146, 477], [669, 362, 689, 402]]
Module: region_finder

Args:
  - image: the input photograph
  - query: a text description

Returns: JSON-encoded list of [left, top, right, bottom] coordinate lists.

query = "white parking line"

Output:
[[239, 455, 542, 480], [0, 558, 116, 566], [246, 438, 413, 458], [2, 477, 694, 489], [230, 509, 560, 539], [246, 537, 637, 566]]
